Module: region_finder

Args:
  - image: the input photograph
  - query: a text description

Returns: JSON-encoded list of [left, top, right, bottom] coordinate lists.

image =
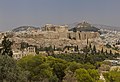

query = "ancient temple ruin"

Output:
[[39, 23, 100, 40]]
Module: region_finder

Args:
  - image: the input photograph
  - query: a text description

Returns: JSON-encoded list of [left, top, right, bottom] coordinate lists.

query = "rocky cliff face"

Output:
[[3, 22, 100, 50], [9, 23, 100, 50]]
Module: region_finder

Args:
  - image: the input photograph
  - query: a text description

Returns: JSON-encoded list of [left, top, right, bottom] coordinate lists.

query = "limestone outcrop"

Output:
[[9, 23, 100, 50]]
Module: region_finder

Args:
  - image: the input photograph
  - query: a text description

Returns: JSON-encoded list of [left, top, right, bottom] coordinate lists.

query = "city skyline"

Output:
[[0, 0, 120, 31]]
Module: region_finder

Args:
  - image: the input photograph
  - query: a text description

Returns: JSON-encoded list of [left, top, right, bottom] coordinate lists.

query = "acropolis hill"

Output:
[[1, 22, 100, 50]]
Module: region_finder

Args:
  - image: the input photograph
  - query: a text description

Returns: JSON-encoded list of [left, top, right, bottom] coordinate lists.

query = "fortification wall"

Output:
[[67, 31, 100, 40], [43, 32, 59, 39]]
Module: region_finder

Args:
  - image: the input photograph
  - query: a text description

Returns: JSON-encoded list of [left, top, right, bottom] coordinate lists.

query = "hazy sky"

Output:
[[0, 0, 120, 31]]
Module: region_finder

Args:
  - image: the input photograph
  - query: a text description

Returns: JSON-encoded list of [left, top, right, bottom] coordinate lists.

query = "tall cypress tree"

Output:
[[105, 49, 108, 55], [109, 50, 113, 55], [101, 47, 104, 54], [92, 45, 96, 54], [89, 43, 92, 49], [1, 36, 13, 57]]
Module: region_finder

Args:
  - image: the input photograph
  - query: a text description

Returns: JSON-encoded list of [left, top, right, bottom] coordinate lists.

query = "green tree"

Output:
[[81, 63, 96, 70], [101, 47, 104, 54], [49, 75, 59, 82], [92, 45, 96, 54], [0, 55, 28, 82], [47, 57, 68, 82], [88, 69, 99, 81], [53, 62, 66, 82], [82, 46, 90, 55], [20, 41, 29, 50], [89, 43, 92, 49], [66, 62, 82, 73], [103, 70, 120, 82], [1, 36, 13, 57], [32, 63, 53, 81], [105, 49, 108, 55], [45, 45, 54, 55], [18, 55, 53, 82], [63, 62, 82, 82], [109, 50, 113, 55], [75, 68, 94, 82]]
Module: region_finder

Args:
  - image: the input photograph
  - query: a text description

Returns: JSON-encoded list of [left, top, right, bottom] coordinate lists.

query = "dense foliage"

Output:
[[17, 55, 100, 82], [0, 53, 120, 82], [103, 70, 120, 82], [0, 55, 28, 82]]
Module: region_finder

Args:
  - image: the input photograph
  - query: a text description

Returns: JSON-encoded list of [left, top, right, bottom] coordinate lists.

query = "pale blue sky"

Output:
[[0, 0, 120, 31]]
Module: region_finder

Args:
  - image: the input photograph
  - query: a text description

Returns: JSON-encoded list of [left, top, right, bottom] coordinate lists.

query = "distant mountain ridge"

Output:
[[92, 24, 120, 31], [12, 23, 120, 32], [68, 22, 120, 31], [12, 26, 40, 32]]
